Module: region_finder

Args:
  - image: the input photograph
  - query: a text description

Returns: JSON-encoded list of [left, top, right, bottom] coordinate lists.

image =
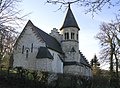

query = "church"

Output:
[[13, 6, 92, 77]]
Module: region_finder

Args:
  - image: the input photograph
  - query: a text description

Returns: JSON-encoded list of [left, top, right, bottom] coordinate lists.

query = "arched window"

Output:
[[76, 34, 78, 40], [71, 32, 75, 39], [65, 33, 67, 40], [26, 50, 29, 58], [65, 32, 69, 40], [66, 32, 69, 39]]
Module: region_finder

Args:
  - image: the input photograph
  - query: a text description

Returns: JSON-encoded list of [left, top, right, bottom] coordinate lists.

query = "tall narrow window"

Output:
[[65, 33, 67, 40], [66, 32, 69, 39], [65, 32, 69, 40], [31, 43, 33, 52], [22, 45, 24, 54], [76, 34, 78, 40], [71, 33, 75, 39], [26, 50, 29, 58]]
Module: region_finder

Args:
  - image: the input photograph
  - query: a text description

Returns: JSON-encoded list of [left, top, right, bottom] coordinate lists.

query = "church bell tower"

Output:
[[60, 5, 80, 74]]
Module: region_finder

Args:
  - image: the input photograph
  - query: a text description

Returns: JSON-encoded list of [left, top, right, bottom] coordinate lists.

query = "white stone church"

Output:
[[13, 6, 92, 77]]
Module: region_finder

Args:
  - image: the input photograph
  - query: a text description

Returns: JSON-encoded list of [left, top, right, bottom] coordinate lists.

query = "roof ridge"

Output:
[[13, 20, 34, 47]]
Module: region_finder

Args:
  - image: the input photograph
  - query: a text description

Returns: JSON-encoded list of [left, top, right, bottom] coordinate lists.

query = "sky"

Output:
[[18, 0, 119, 68]]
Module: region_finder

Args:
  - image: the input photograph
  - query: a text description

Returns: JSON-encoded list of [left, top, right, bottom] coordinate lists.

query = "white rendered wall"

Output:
[[36, 58, 52, 72], [13, 26, 46, 70], [49, 49, 63, 73], [35, 49, 63, 73], [64, 65, 81, 75]]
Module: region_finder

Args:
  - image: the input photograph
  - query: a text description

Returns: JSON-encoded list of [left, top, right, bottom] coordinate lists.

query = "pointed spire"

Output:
[[60, 4, 80, 30], [68, 2, 70, 8]]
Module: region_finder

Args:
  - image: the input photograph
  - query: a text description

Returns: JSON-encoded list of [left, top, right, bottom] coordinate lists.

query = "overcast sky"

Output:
[[19, 0, 119, 69]]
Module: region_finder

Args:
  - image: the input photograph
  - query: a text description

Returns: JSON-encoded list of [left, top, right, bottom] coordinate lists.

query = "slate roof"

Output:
[[27, 20, 63, 53], [60, 5, 80, 30], [63, 51, 91, 68], [79, 51, 91, 67], [14, 20, 63, 54], [36, 47, 53, 59]]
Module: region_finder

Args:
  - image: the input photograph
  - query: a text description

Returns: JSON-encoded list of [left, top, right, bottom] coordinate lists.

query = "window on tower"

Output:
[[76, 34, 78, 40], [71, 32, 75, 39], [66, 33, 69, 39], [65, 32, 69, 40], [65, 33, 67, 39]]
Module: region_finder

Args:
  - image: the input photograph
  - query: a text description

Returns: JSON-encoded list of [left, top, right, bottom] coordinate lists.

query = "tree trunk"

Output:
[[110, 54, 114, 76], [110, 42, 114, 78], [115, 53, 119, 78]]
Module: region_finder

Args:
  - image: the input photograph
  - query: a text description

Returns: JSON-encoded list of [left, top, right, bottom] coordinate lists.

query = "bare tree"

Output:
[[46, 0, 120, 15], [0, 27, 17, 63], [96, 22, 120, 78], [0, 0, 27, 28], [0, 0, 27, 66]]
